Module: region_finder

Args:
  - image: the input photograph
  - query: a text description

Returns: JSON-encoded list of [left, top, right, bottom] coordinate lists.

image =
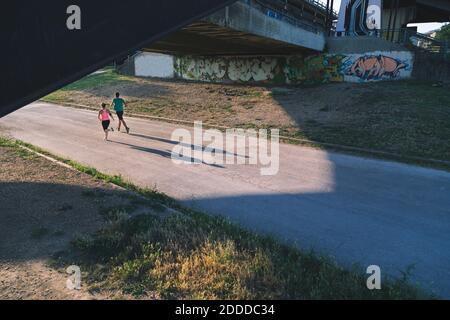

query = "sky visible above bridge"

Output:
[[318, 0, 447, 33]]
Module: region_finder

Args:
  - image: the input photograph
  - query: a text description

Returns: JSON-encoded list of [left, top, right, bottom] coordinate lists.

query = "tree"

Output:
[[435, 24, 450, 41]]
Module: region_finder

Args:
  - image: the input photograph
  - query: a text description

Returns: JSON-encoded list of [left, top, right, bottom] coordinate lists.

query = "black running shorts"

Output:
[[102, 120, 110, 130], [116, 111, 124, 120]]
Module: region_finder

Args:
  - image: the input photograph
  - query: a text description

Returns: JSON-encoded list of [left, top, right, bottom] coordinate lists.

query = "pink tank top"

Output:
[[100, 110, 110, 121]]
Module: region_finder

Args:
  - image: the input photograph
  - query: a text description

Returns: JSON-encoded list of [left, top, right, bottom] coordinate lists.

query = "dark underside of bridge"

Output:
[[1, 0, 240, 118], [415, 0, 450, 22], [145, 22, 317, 56], [385, 0, 450, 23]]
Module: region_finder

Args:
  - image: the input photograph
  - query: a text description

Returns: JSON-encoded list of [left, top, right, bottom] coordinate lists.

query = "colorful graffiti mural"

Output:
[[344, 55, 409, 81], [342, 51, 413, 82], [174, 56, 281, 83], [174, 51, 414, 84], [284, 54, 346, 84]]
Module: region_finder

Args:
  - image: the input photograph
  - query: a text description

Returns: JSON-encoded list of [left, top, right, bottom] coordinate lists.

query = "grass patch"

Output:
[[59, 68, 133, 92], [31, 227, 50, 240], [81, 189, 108, 198], [316, 81, 450, 162], [44, 68, 135, 103], [57, 204, 74, 212], [270, 87, 294, 96], [5, 138, 174, 206], [0, 137, 37, 160], [0, 136, 16, 147], [52, 230, 66, 237], [65, 210, 429, 300]]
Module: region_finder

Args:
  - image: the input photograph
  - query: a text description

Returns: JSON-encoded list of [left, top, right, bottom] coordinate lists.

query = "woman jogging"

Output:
[[111, 92, 130, 134], [98, 103, 115, 141]]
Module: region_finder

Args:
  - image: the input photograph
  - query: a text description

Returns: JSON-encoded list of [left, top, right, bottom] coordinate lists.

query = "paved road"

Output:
[[2, 102, 450, 297]]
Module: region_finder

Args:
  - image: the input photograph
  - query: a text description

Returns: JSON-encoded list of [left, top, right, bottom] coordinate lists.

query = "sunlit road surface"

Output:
[[2, 102, 450, 297]]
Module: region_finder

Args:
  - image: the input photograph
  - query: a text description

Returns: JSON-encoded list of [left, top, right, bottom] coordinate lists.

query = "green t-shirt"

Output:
[[113, 98, 124, 112]]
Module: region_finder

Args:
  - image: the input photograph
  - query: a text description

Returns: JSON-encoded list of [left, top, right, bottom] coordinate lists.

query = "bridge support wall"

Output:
[[206, 0, 326, 52], [121, 50, 414, 84]]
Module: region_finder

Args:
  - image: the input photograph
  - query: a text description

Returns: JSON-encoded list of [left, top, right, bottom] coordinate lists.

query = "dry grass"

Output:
[[1, 137, 432, 300], [66, 209, 431, 300]]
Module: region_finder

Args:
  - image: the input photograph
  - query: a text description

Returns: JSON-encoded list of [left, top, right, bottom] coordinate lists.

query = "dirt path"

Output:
[[0, 142, 139, 300]]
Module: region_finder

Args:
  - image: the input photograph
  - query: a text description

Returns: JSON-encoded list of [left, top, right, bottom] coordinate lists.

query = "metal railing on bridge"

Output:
[[303, 0, 338, 16], [332, 29, 450, 56], [245, 0, 329, 34], [402, 31, 449, 55], [382, 29, 449, 55]]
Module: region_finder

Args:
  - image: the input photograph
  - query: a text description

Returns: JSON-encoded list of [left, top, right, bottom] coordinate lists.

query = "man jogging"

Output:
[[111, 92, 130, 134]]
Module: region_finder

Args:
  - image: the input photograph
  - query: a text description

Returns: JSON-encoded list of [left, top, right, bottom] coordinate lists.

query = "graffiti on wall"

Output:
[[343, 55, 409, 81], [342, 51, 413, 82], [174, 51, 413, 84], [284, 54, 346, 84], [175, 56, 280, 83]]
